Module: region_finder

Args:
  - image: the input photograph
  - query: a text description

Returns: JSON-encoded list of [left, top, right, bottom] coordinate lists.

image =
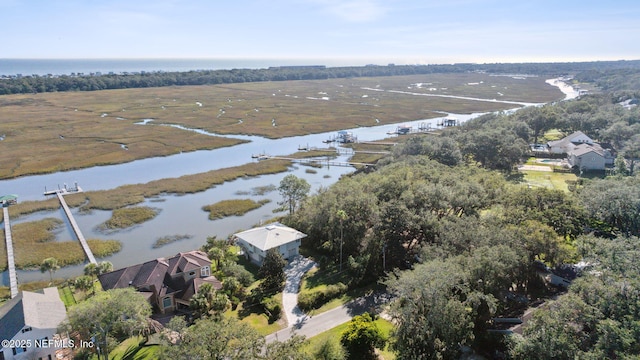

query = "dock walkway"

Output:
[[3, 207, 19, 298], [254, 155, 375, 168], [55, 191, 97, 264]]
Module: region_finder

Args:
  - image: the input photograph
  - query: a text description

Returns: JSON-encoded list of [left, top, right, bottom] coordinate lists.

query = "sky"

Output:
[[2, 0, 639, 64]]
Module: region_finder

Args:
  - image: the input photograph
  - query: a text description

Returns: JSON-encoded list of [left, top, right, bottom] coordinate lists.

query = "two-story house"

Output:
[[233, 222, 306, 266], [98, 251, 221, 314], [0, 287, 67, 360]]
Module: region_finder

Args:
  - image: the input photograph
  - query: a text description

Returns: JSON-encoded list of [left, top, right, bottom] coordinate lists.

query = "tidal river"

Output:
[[0, 79, 578, 284]]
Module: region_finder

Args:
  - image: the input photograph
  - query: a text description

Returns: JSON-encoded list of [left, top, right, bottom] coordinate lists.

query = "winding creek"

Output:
[[0, 79, 578, 285]]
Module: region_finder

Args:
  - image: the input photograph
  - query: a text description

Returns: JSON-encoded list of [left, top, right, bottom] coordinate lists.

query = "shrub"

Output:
[[298, 282, 348, 312], [261, 297, 282, 323], [221, 262, 255, 287]]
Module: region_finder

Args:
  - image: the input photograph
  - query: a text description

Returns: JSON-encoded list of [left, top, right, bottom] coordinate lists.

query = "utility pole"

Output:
[[337, 210, 347, 272]]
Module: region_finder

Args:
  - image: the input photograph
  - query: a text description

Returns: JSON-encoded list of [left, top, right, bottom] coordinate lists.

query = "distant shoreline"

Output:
[[2, 58, 640, 78], [0, 58, 381, 77]]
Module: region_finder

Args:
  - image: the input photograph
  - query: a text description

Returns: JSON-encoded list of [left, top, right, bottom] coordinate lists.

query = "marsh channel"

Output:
[[0, 79, 578, 285]]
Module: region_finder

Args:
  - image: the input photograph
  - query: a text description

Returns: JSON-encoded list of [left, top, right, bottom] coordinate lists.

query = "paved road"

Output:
[[266, 292, 391, 343]]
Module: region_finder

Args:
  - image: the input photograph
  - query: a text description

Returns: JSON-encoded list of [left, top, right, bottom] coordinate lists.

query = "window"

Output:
[[201, 266, 210, 277], [162, 297, 172, 309], [21, 326, 32, 333]]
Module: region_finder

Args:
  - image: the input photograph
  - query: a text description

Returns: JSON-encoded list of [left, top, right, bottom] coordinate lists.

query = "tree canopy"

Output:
[[63, 288, 152, 360]]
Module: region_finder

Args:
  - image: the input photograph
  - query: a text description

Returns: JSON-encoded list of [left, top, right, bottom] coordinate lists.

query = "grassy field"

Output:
[[301, 316, 395, 359], [202, 199, 271, 220], [0, 73, 562, 179], [521, 170, 578, 192]]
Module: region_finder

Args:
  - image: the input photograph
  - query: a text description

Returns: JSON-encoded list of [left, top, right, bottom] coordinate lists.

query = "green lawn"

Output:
[[221, 256, 286, 335], [541, 129, 565, 142], [224, 292, 286, 336], [108, 336, 160, 360], [302, 317, 396, 359], [521, 170, 577, 192]]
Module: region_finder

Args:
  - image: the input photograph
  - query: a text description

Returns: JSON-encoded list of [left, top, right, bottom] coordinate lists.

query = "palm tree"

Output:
[[84, 263, 99, 279], [97, 261, 113, 275], [208, 248, 225, 271], [40, 257, 60, 284], [74, 275, 94, 296]]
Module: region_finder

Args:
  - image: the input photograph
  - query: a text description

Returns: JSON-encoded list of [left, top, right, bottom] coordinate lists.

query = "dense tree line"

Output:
[[283, 79, 640, 357], [2, 60, 640, 95]]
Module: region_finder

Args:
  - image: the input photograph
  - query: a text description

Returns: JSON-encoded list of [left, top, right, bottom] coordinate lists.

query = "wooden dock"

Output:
[[3, 206, 19, 298], [53, 188, 97, 264], [297, 146, 390, 156], [253, 155, 375, 168]]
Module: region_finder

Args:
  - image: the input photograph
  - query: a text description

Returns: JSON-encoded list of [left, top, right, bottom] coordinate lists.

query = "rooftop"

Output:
[[233, 222, 307, 251]]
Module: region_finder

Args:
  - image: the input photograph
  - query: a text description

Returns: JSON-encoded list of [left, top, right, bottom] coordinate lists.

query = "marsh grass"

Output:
[[98, 206, 159, 230], [0, 74, 561, 179], [6, 159, 291, 219], [152, 234, 193, 249], [9, 218, 121, 269], [76, 159, 291, 211], [202, 199, 271, 220], [250, 184, 276, 196]]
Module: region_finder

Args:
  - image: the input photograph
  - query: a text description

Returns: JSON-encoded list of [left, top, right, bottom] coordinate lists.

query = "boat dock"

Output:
[[46, 184, 97, 264], [387, 122, 438, 135], [3, 206, 19, 298], [297, 146, 390, 156], [252, 155, 375, 168]]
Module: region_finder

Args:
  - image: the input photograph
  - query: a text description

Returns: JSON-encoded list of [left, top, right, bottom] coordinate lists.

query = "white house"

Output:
[[0, 287, 68, 360], [233, 223, 307, 265], [547, 131, 594, 154]]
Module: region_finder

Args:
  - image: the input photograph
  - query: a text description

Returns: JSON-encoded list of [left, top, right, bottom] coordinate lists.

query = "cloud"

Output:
[[316, 0, 387, 23]]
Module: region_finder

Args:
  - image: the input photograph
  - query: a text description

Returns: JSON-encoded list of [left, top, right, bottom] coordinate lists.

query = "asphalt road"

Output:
[[265, 291, 391, 343]]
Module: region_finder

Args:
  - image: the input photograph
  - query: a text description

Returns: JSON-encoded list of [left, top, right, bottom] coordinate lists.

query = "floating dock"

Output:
[[3, 206, 19, 298]]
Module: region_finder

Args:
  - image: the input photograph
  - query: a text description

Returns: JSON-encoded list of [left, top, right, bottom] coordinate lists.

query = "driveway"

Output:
[[266, 291, 392, 343], [282, 256, 317, 327]]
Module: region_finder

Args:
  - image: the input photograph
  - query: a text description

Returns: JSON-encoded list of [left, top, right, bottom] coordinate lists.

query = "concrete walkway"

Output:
[[282, 256, 316, 327]]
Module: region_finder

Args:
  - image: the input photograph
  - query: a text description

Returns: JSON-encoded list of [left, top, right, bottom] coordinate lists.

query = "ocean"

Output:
[[0, 58, 373, 77]]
